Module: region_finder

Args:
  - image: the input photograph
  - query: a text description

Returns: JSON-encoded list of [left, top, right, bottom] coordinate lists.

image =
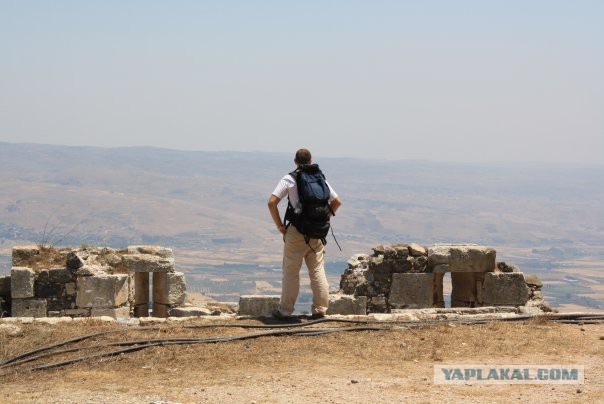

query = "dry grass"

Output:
[[17, 245, 66, 270], [1, 319, 603, 403]]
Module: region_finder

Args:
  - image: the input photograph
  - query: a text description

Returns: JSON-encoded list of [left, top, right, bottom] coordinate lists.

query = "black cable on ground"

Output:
[[0, 326, 385, 376], [2, 312, 602, 373]]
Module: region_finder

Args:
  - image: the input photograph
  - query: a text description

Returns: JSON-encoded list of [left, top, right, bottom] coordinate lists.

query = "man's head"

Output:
[[294, 148, 312, 166]]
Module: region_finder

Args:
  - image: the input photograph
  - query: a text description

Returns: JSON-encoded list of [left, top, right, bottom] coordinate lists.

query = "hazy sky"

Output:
[[1, 1, 603, 163]]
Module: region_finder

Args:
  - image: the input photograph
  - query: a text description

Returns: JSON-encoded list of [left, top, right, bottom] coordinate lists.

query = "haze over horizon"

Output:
[[1, 1, 603, 164]]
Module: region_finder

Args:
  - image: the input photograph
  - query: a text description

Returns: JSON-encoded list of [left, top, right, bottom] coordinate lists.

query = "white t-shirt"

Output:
[[272, 174, 338, 208]]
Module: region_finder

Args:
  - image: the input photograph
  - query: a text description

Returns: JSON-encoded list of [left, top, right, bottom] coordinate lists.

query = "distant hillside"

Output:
[[1, 142, 603, 260]]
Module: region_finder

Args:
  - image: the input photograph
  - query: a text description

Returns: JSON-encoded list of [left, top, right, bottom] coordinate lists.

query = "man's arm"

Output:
[[329, 196, 342, 216], [268, 194, 287, 234]]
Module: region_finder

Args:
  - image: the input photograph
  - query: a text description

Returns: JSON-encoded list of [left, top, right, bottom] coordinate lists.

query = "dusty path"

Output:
[[1, 320, 602, 403]]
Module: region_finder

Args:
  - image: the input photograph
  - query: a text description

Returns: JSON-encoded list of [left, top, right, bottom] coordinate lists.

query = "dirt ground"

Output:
[[0, 319, 603, 403]]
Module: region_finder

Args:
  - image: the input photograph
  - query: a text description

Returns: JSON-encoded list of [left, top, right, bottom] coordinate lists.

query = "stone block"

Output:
[[48, 267, 74, 283], [327, 294, 367, 315], [122, 254, 175, 273], [238, 295, 280, 316], [166, 272, 186, 305], [152, 303, 169, 318], [433, 273, 445, 308], [169, 306, 212, 317], [12, 245, 40, 266], [152, 272, 168, 305], [76, 274, 129, 308], [389, 273, 434, 309], [0, 276, 10, 298], [428, 244, 496, 273], [65, 282, 76, 295], [127, 246, 174, 258], [11, 267, 35, 298], [12, 299, 47, 317], [91, 306, 130, 319], [483, 272, 530, 306]]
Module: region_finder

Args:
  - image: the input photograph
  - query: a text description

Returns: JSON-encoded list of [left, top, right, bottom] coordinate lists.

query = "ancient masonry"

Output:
[[0, 243, 550, 319], [0, 245, 187, 319], [331, 243, 550, 314]]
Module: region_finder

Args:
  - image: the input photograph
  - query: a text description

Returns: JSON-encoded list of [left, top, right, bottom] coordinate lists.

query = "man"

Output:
[[268, 148, 342, 319]]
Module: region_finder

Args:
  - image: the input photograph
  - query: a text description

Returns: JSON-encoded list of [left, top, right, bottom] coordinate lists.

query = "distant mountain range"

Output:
[[0, 141, 603, 264]]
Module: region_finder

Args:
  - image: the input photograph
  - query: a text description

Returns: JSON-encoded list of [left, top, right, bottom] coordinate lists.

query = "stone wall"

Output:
[[2, 245, 188, 319], [337, 243, 550, 314]]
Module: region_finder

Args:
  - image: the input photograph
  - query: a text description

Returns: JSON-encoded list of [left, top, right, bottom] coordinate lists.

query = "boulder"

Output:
[[11, 267, 35, 298], [66, 251, 88, 269], [428, 244, 496, 273], [483, 272, 530, 306], [76, 274, 129, 308], [12, 298, 47, 317], [122, 254, 175, 273], [327, 294, 367, 315], [238, 295, 280, 316], [389, 273, 434, 309]]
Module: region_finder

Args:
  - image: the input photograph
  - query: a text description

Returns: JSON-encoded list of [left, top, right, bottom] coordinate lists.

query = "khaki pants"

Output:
[[278, 226, 329, 315]]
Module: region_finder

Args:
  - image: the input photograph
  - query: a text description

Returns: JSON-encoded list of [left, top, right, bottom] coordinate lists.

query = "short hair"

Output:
[[295, 149, 312, 165]]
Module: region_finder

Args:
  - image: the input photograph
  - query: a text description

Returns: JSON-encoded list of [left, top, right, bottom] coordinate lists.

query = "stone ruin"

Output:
[[331, 243, 550, 314], [0, 242, 551, 320], [0, 245, 187, 319]]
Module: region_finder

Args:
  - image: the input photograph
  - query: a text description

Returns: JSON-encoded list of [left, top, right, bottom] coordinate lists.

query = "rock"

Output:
[[12, 298, 47, 317], [327, 294, 367, 315], [76, 274, 129, 308], [66, 251, 87, 269], [496, 262, 518, 273], [238, 295, 280, 316], [389, 273, 434, 309], [91, 306, 130, 319], [11, 245, 40, 266], [122, 254, 175, 273], [11, 267, 35, 298], [0, 323, 22, 336], [524, 274, 543, 288], [483, 272, 530, 306], [0, 276, 10, 298], [169, 306, 212, 317], [428, 244, 496, 273], [127, 246, 174, 258], [34, 317, 73, 324], [408, 243, 427, 257]]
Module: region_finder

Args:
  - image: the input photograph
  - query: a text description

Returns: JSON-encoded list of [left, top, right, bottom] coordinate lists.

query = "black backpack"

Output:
[[284, 164, 333, 245]]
